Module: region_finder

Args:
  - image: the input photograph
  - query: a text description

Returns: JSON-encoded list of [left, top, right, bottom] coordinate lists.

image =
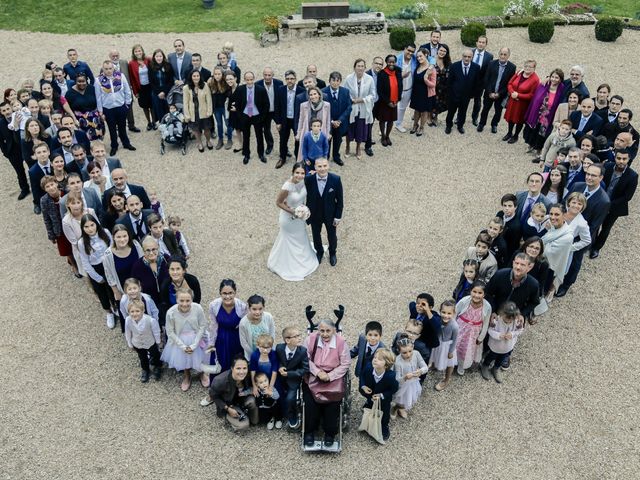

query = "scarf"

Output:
[[98, 71, 123, 94], [384, 67, 399, 103], [541, 223, 573, 288], [309, 99, 324, 114]]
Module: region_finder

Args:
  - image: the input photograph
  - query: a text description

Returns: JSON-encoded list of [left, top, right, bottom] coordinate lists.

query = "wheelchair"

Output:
[[299, 304, 352, 453]]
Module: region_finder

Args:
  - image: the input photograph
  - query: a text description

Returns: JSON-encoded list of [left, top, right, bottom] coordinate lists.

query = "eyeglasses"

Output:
[[373, 62, 383, 66], [405, 330, 421, 336]]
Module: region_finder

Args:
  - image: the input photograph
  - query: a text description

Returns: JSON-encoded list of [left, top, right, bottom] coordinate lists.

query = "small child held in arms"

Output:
[[149, 189, 165, 221], [301, 119, 329, 172], [540, 120, 575, 171], [124, 299, 162, 383], [350, 320, 385, 378], [428, 300, 458, 391], [276, 326, 309, 428], [496, 193, 522, 260], [253, 371, 282, 430], [453, 259, 479, 302], [359, 348, 398, 443], [167, 215, 190, 259], [222, 41, 238, 69], [481, 301, 524, 383], [392, 334, 428, 419], [521, 203, 548, 240]]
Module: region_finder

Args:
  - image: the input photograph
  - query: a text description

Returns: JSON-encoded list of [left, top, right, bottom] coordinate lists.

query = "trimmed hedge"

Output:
[[595, 18, 623, 42], [460, 22, 487, 47], [389, 26, 416, 50], [528, 18, 555, 43]]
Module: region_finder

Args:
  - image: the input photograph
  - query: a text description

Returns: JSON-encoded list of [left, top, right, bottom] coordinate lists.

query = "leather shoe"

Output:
[[304, 434, 315, 447], [286, 151, 293, 158], [501, 133, 512, 142], [554, 286, 568, 298], [457, 126, 465, 134], [476, 124, 484, 132], [265, 146, 273, 155], [18, 190, 30, 200], [334, 157, 344, 166], [329, 254, 337, 266], [259, 156, 267, 163], [365, 148, 374, 157], [128, 126, 141, 133], [472, 119, 478, 126], [589, 249, 600, 259], [445, 126, 452, 134], [109, 147, 117, 156], [275, 159, 286, 169], [242, 156, 250, 165], [33, 205, 41, 215], [507, 136, 518, 144], [123, 144, 136, 151], [491, 126, 498, 134], [316, 253, 323, 264]]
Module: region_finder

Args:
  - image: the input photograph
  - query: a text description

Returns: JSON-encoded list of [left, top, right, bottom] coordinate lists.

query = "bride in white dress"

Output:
[[267, 162, 319, 281]]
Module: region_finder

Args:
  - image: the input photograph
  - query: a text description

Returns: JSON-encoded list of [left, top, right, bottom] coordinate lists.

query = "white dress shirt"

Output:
[[95, 75, 132, 112]]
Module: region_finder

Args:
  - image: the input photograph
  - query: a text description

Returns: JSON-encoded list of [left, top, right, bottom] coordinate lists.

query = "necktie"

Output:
[[464, 65, 468, 76], [136, 219, 144, 237], [496, 64, 505, 92], [521, 197, 534, 220], [474, 51, 481, 65], [333, 91, 337, 100], [287, 352, 293, 361], [579, 116, 588, 131], [247, 88, 254, 117], [44, 165, 51, 175], [366, 346, 373, 358]]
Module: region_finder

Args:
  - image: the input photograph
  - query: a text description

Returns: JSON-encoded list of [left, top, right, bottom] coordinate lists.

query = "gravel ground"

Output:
[[0, 26, 639, 480]]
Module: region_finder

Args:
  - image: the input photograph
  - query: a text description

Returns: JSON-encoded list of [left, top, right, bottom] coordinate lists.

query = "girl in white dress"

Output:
[[392, 335, 428, 419], [267, 162, 319, 281]]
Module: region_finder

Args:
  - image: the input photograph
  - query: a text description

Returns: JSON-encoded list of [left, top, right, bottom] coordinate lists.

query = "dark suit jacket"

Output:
[[168, 52, 193, 82], [115, 209, 154, 239], [51, 130, 90, 153], [447, 61, 480, 103], [82, 157, 122, 183], [274, 84, 305, 125], [59, 187, 103, 218], [230, 84, 269, 128], [486, 268, 540, 319], [0, 116, 20, 160], [349, 335, 386, 378], [483, 60, 516, 99], [358, 364, 398, 408], [275, 343, 309, 390], [256, 78, 283, 114], [304, 172, 344, 225], [102, 183, 150, 211], [209, 369, 252, 418], [151, 228, 181, 257], [471, 49, 494, 95], [29, 162, 49, 205], [322, 86, 352, 136], [561, 163, 586, 191], [601, 122, 639, 160], [602, 162, 638, 217], [570, 111, 604, 139], [514, 190, 552, 220], [568, 182, 611, 237], [185, 66, 211, 83], [297, 78, 326, 89]]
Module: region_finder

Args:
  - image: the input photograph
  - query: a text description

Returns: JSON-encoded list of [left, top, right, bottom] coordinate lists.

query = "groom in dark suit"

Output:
[[305, 158, 344, 266]]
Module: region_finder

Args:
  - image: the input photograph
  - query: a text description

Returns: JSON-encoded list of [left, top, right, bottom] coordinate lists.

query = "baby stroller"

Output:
[[159, 100, 188, 156], [300, 305, 352, 453]]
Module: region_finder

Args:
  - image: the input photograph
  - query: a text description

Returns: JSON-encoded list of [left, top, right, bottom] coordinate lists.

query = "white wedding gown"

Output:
[[267, 181, 319, 281]]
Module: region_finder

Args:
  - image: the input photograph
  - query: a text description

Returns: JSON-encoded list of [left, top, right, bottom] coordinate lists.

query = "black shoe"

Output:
[[233, 148, 242, 153], [554, 286, 568, 298], [242, 156, 250, 165], [140, 370, 150, 383], [123, 144, 136, 151], [383, 432, 390, 442], [501, 133, 512, 141], [334, 157, 344, 166], [457, 126, 465, 134], [507, 135, 518, 144], [18, 190, 30, 200], [146, 122, 154, 131], [109, 147, 117, 156], [128, 126, 141, 133], [265, 146, 273, 155], [491, 126, 498, 134], [275, 159, 286, 169], [476, 124, 484, 132], [324, 435, 335, 447], [286, 151, 293, 158], [371, 140, 376, 145], [589, 249, 600, 259], [445, 126, 452, 134], [152, 367, 162, 381], [500, 357, 511, 370], [316, 253, 323, 264], [472, 119, 478, 127], [259, 155, 267, 163], [365, 148, 374, 157], [33, 205, 41, 215], [329, 254, 337, 266], [304, 434, 315, 447]]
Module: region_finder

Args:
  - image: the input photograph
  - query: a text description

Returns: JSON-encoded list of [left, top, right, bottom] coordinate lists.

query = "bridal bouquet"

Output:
[[294, 205, 311, 220]]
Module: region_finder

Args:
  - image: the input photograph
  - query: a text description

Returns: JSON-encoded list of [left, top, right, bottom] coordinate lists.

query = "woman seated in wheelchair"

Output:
[[302, 318, 351, 448]]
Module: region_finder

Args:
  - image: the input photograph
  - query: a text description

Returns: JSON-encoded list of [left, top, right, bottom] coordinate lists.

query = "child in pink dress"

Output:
[[455, 281, 491, 375]]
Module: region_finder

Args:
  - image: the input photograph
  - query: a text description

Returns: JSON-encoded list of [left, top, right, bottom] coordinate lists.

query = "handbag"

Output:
[[200, 349, 221, 375], [358, 396, 384, 444]]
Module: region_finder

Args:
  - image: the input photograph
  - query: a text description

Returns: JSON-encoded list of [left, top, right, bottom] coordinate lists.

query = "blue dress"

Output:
[[212, 306, 244, 373]]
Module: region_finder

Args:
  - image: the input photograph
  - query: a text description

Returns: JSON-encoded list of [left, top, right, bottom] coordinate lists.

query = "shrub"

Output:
[[389, 26, 416, 50], [262, 15, 279, 34], [389, 5, 421, 20], [595, 17, 623, 42], [349, 2, 371, 14], [460, 22, 487, 47], [528, 18, 554, 43]]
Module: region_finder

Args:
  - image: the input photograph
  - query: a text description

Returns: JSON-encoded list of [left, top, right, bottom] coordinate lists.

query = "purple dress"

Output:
[[212, 306, 244, 373]]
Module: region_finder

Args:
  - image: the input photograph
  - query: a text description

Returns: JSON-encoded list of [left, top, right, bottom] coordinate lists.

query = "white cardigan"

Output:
[[165, 303, 209, 351], [208, 297, 248, 346], [542, 223, 574, 288], [103, 241, 144, 293], [344, 72, 375, 124], [238, 312, 276, 360], [61, 207, 95, 277]]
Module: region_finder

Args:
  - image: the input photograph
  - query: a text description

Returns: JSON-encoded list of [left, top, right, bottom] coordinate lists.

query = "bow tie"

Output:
[[317, 177, 327, 182]]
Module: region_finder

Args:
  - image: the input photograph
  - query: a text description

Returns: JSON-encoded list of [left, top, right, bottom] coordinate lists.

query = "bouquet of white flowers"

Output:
[[294, 205, 311, 220]]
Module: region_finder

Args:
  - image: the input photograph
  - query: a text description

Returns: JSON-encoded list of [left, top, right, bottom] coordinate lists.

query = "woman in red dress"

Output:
[[503, 60, 540, 144]]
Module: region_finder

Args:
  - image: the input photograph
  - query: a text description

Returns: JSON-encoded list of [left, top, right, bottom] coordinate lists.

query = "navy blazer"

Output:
[[275, 343, 309, 390], [168, 51, 193, 82], [185, 66, 212, 83], [116, 209, 154, 239], [359, 364, 399, 406], [568, 182, 611, 238], [602, 162, 638, 217], [304, 172, 344, 225], [514, 190, 552, 220], [51, 130, 90, 153], [447, 61, 480, 102], [102, 183, 150, 211], [274, 84, 305, 125], [28, 162, 49, 205], [561, 163, 586, 191], [349, 335, 386, 378], [322, 86, 352, 136], [0, 116, 20, 159], [570, 111, 604, 139]]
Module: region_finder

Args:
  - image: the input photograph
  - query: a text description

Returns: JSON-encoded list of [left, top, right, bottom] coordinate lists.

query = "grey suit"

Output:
[[514, 190, 552, 222], [59, 188, 104, 218], [168, 51, 192, 83]]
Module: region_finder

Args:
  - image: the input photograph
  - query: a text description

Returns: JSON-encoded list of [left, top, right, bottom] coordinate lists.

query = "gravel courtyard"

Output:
[[0, 25, 638, 480]]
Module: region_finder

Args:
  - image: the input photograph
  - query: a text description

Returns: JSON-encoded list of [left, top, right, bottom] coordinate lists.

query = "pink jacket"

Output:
[[425, 67, 437, 97], [305, 332, 350, 382]]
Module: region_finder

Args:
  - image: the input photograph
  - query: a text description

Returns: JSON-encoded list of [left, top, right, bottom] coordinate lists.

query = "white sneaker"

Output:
[[200, 396, 213, 407], [267, 418, 275, 430], [275, 420, 283, 429], [106, 313, 115, 329], [395, 125, 407, 133], [456, 366, 465, 376]]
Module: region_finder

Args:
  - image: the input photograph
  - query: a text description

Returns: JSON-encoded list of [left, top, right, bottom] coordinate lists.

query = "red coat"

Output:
[[127, 57, 152, 96], [504, 72, 540, 124]]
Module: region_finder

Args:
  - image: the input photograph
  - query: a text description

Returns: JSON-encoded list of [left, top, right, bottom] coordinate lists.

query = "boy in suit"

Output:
[[496, 193, 522, 260], [350, 321, 385, 378], [276, 326, 309, 428], [359, 348, 399, 442]]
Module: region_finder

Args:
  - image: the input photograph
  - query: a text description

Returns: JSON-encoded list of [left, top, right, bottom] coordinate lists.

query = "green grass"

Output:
[[0, 0, 637, 34]]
